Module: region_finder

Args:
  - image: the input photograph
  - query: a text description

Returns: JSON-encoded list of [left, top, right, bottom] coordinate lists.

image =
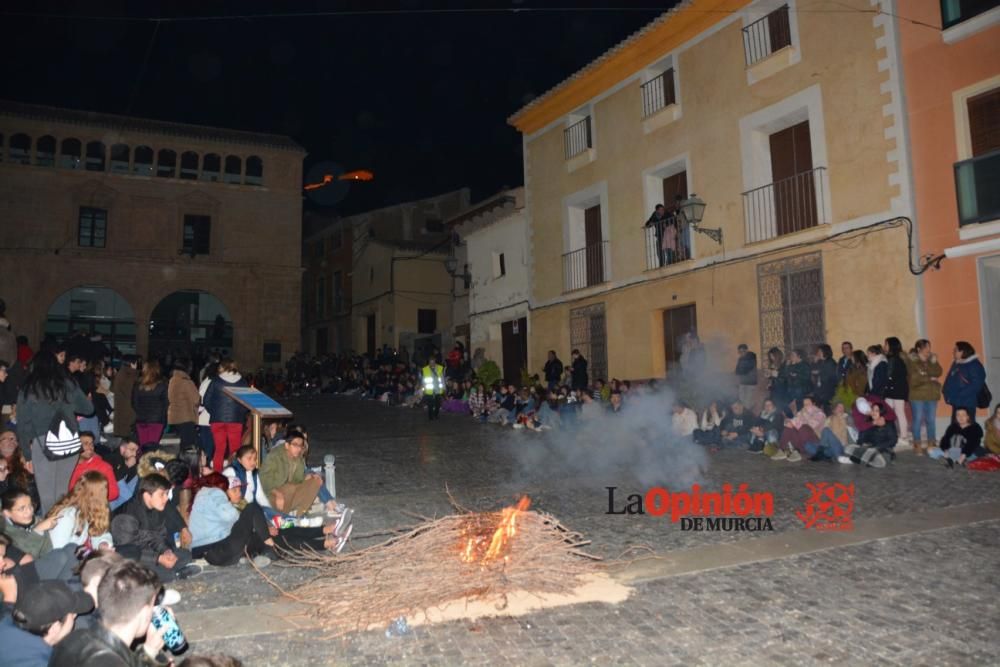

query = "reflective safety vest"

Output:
[[422, 364, 445, 395]]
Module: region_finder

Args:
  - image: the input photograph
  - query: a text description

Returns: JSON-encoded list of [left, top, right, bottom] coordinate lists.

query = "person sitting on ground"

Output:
[[259, 431, 321, 515], [487, 385, 514, 425], [49, 560, 172, 667], [719, 401, 755, 448], [671, 402, 698, 440], [535, 392, 562, 430], [841, 402, 897, 468], [851, 395, 896, 434], [67, 432, 119, 503], [105, 436, 140, 511], [773, 395, 826, 462], [0, 490, 79, 583], [693, 401, 726, 446], [112, 474, 199, 582], [835, 350, 870, 410], [40, 471, 114, 555], [607, 391, 625, 415], [222, 445, 272, 513], [985, 403, 1000, 456], [0, 428, 40, 511], [0, 579, 94, 667], [76, 552, 124, 628], [930, 407, 985, 468], [467, 384, 486, 422], [190, 473, 351, 565], [803, 401, 851, 462]]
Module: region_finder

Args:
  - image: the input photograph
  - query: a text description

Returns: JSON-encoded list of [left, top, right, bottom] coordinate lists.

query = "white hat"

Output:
[[855, 397, 872, 415]]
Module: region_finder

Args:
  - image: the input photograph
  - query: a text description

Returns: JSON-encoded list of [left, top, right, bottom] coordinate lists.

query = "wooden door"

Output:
[[662, 304, 697, 368], [584, 205, 603, 286], [661, 171, 688, 213], [769, 121, 816, 236], [501, 317, 528, 385]]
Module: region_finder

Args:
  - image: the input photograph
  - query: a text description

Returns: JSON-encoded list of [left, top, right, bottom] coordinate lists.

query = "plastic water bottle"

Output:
[[385, 616, 410, 637], [323, 454, 336, 499], [151, 605, 188, 654]]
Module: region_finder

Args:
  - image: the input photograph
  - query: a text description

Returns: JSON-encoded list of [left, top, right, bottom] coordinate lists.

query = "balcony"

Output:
[[955, 149, 1000, 226], [563, 241, 609, 292], [640, 69, 676, 118], [941, 0, 999, 28], [743, 167, 827, 244], [644, 216, 691, 270], [564, 117, 592, 160], [742, 5, 791, 67]]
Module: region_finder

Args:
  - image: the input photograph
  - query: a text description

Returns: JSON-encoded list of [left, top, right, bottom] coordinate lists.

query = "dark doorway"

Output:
[[584, 204, 604, 286], [365, 314, 376, 356], [501, 317, 528, 385], [769, 120, 816, 236], [663, 304, 697, 368], [315, 327, 328, 356]]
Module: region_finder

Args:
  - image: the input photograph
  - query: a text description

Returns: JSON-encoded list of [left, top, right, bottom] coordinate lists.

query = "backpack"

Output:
[[977, 383, 992, 410], [44, 407, 82, 460]]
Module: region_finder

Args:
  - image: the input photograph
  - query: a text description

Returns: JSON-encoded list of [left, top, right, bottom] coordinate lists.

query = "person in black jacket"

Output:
[[131, 361, 168, 451], [883, 336, 910, 450], [543, 351, 564, 392], [837, 341, 854, 382], [932, 407, 985, 468], [811, 344, 839, 409], [780, 350, 812, 415], [734, 344, 758, 409], [49, 560, 171, 667], [570, 349, 588, 392]]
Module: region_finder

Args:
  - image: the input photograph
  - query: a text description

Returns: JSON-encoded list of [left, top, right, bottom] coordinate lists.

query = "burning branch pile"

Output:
[[274, 497, 602, 635]]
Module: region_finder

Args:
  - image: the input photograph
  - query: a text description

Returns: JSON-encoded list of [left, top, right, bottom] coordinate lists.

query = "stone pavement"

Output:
[[171, 397, 1000, 665]]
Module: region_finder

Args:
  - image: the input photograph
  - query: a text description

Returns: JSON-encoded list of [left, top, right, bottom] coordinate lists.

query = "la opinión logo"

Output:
[[606, 484, 775, 532]]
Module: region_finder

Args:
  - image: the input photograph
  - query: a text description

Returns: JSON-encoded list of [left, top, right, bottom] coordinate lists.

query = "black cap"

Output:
[[14, 580, 95, 632]]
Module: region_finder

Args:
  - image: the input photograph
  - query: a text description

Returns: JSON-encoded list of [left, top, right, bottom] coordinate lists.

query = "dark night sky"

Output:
[[2, 1, 671, 214]]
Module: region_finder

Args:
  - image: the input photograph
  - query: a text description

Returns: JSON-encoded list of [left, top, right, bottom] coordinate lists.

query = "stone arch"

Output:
[[44, 285, 138, 356], [148, 289, 235, 363]]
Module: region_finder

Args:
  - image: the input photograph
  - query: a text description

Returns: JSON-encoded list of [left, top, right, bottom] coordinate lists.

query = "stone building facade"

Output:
[[0, 100, 305, 367], [302, 211, 353, 355]]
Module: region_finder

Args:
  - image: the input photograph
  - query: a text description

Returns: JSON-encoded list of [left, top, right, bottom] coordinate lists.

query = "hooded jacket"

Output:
[[906, 353, 943, 401], [939, 421, 984, 458], [942, 354, 986, 409], [851, 396, 897, 432], [202, 372, 249, 424]]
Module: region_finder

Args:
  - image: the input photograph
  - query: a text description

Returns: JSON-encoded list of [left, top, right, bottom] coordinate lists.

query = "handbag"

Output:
[[976, 382, 992, 410], [43, 404, 82, 460]]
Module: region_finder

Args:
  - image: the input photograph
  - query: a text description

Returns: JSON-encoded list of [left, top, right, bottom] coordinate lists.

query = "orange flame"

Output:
[[339, 169, 374, 182], [460, 496, 531, 565]]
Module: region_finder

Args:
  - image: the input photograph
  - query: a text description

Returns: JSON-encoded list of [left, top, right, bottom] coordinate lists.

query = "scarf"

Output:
[[867, 354, 886, 388]]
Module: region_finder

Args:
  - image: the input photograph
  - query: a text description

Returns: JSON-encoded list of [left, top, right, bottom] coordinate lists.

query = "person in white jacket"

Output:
[[37, 471, 113, 553]]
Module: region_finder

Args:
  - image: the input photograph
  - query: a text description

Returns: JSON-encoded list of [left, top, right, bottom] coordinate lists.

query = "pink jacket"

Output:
[[790, 404, 826, 434]]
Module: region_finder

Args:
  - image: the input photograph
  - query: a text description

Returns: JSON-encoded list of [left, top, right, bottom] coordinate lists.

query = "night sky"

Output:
[[2, 1, 671, 215]]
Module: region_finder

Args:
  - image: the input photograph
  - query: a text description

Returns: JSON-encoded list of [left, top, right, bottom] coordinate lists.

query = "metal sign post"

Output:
[[222, 387, 293, 459]]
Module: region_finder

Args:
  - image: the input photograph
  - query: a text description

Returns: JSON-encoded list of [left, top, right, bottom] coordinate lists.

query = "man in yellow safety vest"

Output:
[[421, 354, 446, 420]]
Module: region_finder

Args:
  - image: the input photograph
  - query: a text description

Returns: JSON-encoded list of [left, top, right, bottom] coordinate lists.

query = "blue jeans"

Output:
[[803, 428, 845, 461], [308, 468, 335, 503], [910, 400, 938, 441]]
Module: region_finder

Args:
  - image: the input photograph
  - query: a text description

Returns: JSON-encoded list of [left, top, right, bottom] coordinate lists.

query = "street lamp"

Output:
[[445, 252, 472, 289], [679, 193, 722, 244]]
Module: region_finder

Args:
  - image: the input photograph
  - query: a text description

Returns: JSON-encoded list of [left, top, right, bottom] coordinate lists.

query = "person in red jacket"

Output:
[[67, 432, 119, 502]]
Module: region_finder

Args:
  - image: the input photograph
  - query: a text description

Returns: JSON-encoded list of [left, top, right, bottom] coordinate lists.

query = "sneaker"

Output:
[[174, 564, 202, 580], [250, 555, 272, 568], [157, 588, 182, 606], [512, 423, 524, 430], [786, 448, 802, 462], [335, 524, 353, 553], [334, 508, 354, 537], [837, 455, 854, 465], [770, 449, 788, 461]]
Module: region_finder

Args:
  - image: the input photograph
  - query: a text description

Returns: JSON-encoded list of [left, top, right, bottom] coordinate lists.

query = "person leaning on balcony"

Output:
[[644, 204, 669, 267]]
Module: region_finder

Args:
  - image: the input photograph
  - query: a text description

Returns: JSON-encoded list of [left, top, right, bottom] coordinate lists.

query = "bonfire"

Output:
[[269, 495, 604, 635]]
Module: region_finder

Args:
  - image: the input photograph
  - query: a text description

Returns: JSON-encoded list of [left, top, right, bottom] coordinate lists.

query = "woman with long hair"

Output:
[[943, 341, 987, 421], [202, 359, 249, 471], [132, 359, 168, 450], [766, 348, 787, 411], [14, 351, 93, 513], [41, 470, 113, 552], [907, 339, 943, 455], [883, 336, 910, 451], [167, 358, 201, 453], [0, 429, 41, 510]]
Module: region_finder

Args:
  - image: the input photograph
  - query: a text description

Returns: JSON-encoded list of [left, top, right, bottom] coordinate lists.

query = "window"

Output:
[[180, 151, 199, 179], [955, 87, 1000, 226], [78, 207, 108, 248], [156, 149, 177, 178], [742, 4, 792, 66], [262, 341, 282, 363], [60, 138, 82, 169], [110, 144, 130, 173], [640, 67, 676, 118], [941, 0, 999, 28], [333, 271, 344, 313], [201, 154, 221, 182], [182, 215, 211, 256], [9, 133, 31, 164], [36, 135, 56, 167], [563, 183, 610, 292], [224, 155, 242, 184], [133, 146, 153, 175], [85, 141, 106, 171], [245, 156, 263, 186], [564, 115, 592, 159], [417, 309, 437, 334], [758, 253, 824, 357], [492, 251, 506, 278]]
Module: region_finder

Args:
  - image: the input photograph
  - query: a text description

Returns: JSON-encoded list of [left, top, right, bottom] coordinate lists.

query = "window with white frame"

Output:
[[564, 107, 593, 160], [640, 57, 677, 118], [563, 184, 610, 291], [492, 251, 506, 278]]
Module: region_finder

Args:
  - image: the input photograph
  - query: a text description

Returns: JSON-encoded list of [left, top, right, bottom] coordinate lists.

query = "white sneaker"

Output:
[[158, 588, 182, 606], [512, 423, 524, 430], [251, 555, 272, 568], [837, 455, 853, 464]]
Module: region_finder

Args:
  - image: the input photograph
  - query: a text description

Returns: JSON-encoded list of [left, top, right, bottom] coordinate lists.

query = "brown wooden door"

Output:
[[662, 171, 688, 213], [365, 314, 376, 356], [584, 205, 603, 286], [969, 88, 1000, 156], [769, 121, 816, 236], [663, 305, 697, 369], [501, 317, 528, 385]]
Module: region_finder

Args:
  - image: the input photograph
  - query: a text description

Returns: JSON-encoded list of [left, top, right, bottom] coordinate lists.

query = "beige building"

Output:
[[349, 189, 470, 360], [0, 100, 305, 367], [508, 0, 919, 380]]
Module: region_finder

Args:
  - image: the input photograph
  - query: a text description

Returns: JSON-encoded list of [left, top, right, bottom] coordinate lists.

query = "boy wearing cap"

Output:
[[0, 580, 94, 667]]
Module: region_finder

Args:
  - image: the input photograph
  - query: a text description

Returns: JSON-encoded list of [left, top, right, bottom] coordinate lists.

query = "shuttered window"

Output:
[[968, 87, 1000, 157]]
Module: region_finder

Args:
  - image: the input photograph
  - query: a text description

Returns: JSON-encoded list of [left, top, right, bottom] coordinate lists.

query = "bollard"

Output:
[[324, 454, 336, 499]]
